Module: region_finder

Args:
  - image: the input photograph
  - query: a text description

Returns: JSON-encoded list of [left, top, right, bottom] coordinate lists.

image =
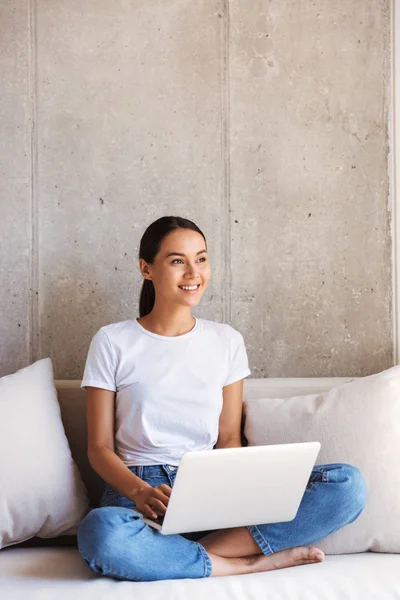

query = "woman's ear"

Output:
[[139, 258, 150, 279]]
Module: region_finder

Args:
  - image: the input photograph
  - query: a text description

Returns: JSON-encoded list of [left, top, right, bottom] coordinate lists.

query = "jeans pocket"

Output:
[[306, 468, 326, 490], [143, 474, 172, 488]]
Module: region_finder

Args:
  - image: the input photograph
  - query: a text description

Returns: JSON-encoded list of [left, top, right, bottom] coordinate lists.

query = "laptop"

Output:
[[142, 441, 321, 535]]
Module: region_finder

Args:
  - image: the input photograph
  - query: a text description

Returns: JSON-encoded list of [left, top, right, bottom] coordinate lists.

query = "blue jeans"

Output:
[[77, 462, 368, 581]]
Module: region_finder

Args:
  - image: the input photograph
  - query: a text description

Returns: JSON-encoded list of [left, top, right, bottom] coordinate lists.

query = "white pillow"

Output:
[[0, 358, 90, 549], [243, 365, 400, 554]]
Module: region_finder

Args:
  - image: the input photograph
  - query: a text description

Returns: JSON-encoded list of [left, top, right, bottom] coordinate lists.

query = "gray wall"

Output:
[[1, 0, 392, 379]]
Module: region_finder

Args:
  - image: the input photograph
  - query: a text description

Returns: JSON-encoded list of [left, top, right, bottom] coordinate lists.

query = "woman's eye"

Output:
[[171, 257, 207, 264]]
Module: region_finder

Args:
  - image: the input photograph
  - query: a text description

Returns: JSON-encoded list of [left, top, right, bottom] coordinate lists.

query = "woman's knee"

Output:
[[77, 506, 142, 566], [334, 463, 368, 520], [77, 507, 115, 559]]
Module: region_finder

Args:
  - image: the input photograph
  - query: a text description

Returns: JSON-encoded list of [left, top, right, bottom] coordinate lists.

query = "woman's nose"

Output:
[[185, 263, 199, 276]]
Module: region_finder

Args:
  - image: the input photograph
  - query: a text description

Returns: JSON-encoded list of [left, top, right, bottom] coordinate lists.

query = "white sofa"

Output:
[[1, 377, 400, 600]]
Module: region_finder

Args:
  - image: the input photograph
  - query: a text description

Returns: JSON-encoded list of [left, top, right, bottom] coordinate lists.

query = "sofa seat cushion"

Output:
[[0, 548, 399, 599]]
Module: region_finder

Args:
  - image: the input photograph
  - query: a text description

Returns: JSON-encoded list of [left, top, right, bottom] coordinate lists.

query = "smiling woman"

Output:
[[136, 217, 211, 336], [76, 216, 342, 582]]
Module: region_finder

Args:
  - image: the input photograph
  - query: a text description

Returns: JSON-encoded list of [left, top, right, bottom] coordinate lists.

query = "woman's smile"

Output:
[[178, 284, 201, 294]]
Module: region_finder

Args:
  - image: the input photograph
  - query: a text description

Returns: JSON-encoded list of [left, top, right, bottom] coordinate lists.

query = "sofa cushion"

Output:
[[56, 386, 104, 508], [0, 548, 399, 599], [243, 365, 400, 554], [0, 358, 90, 549]]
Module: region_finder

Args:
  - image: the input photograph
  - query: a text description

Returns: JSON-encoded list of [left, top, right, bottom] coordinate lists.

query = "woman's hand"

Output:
[[133, 482, 172, 520]]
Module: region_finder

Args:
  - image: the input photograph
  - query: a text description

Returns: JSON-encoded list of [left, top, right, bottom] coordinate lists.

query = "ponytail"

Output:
[[139, 279, 156, 318]]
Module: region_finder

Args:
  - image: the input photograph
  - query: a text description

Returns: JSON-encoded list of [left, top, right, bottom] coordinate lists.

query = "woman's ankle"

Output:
[[208, 551, 258, 577]]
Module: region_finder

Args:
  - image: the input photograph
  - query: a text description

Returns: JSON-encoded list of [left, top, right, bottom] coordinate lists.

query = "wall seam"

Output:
[[390, 0, 399, 364], [222, 0, 232, 324], [28, 0, 39, 363]]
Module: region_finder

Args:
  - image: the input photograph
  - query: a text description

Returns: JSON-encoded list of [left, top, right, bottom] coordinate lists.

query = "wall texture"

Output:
[[1, 0, 392, 379]]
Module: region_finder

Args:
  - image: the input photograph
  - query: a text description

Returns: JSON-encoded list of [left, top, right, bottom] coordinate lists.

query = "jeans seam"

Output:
[[247, 525, 274, 555], [161, 464, 173, 486]]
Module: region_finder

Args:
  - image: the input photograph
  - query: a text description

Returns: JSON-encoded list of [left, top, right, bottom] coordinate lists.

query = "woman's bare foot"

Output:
[[250, 545, 325, 573], [208, 546, 325, 577]]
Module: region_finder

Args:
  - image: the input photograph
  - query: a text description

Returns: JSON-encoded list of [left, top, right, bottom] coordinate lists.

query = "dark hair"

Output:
[[138, 216, 207, 317]]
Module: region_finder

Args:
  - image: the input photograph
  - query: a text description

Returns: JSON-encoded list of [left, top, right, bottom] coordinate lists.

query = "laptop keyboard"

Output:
[[147, 514, 165, 527]]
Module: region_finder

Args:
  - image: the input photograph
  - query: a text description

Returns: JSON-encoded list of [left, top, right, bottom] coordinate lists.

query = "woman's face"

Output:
[[141, 228, 211, 308]]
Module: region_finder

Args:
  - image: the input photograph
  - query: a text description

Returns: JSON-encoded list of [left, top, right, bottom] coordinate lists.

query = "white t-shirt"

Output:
[[81, 317, 251, 466]]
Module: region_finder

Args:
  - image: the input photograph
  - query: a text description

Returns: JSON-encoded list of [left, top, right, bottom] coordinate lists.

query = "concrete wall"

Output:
[[1, 0, 392, 379]]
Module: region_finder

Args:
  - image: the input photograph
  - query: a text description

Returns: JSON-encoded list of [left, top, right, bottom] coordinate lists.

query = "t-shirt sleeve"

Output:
[[80, 328, 117, 392], [223, 328, 251, 387]]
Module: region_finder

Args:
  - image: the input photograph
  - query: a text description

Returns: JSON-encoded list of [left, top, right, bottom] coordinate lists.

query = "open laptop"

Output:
[[142, 441, 321, 535]]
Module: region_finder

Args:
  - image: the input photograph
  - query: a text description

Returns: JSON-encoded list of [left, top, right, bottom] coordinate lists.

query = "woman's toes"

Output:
[[291, 546, 325, 564], [306, 547, 325, 562]]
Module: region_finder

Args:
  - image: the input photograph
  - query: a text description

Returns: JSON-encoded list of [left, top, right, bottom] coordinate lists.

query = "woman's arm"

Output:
[[215, 379, 244, 449], [86, 386, 150, 501]]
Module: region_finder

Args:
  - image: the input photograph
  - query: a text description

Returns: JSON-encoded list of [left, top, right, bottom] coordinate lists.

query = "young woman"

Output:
[[77, 215, 367, 581]]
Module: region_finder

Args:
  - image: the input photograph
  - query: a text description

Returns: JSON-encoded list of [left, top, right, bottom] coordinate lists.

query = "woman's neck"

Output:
[[137, 309, 195, 337]]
